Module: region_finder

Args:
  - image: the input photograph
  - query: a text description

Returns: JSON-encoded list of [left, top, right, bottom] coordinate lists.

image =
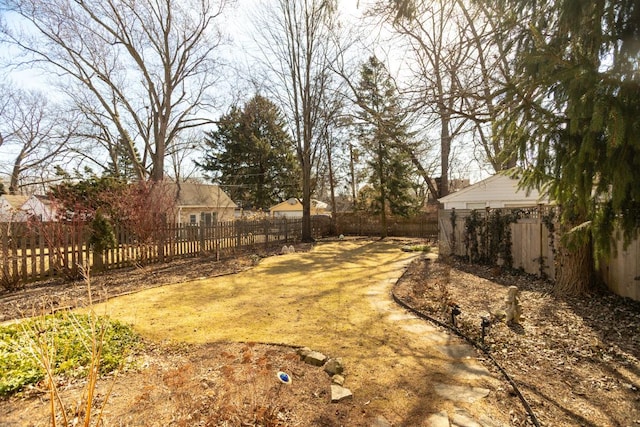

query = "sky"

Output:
[[0, 0, 491, 191]]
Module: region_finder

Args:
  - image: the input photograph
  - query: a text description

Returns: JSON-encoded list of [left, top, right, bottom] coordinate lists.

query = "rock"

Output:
[[451, 408, 482, 427], [371, 415, 393, 427], [304, 350, 327, 366], [426, 411, 450, 427], [331, 374, 345, 386], [435, 344, 476, 359], [282, 245, 290, 254], [288, 245, 295, 253], [330, 384, 353, 402], [324, 357, 344, 376], [433, 383, 490, 404], [297, 346, 312, 359]]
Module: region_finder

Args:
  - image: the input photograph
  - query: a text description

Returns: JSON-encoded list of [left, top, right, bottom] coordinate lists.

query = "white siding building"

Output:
[[438, 174, 548, 210]]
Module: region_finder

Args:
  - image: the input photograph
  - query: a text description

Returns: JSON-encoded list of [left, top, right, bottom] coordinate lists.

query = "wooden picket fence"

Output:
[[334, 212, 438, 239], [0, 218, 310, 289]]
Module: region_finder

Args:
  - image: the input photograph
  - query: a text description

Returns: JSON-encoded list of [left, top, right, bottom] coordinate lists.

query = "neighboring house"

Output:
[[437, 173, 548, 210], [0, 195, 29, 222], [21, 195, 57, 221], [173, 182, 237, 225], [269, 198, 330, 218], [0, 194, 59, 222]]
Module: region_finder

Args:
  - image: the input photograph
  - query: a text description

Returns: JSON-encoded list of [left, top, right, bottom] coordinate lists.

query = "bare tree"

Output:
[[0, 85, 78, 194], [167, 130, 205, 184], [1, 0, 231, 181], [251, 0, 339, 242], [375, 0, 517, 194]]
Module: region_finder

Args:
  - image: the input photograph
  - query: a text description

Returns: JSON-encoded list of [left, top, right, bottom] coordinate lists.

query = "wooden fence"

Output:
[[335, 213, 438, 239], [438, 208, 640, 301], [0, 218, 311, 289]]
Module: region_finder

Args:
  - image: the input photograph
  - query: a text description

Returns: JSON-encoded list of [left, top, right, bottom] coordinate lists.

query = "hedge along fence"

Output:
[[0, 217, 314, 290], [334, 212, 438, 239], [438, 207, 556, 280]]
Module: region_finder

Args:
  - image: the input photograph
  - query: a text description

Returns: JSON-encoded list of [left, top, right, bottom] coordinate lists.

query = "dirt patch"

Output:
[[1, 341, 373, 426], [393, 256, 640, 427]]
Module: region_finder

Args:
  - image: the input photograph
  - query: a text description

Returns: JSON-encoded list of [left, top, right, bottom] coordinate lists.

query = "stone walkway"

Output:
[[369, 252, 505, 427]]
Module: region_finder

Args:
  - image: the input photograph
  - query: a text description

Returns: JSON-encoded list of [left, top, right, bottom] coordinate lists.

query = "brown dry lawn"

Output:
[[89, 239, 510, 425]]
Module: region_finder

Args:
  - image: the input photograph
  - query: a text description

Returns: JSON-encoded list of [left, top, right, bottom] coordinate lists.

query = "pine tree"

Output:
[[105, 139, 143, 182], [355, 56, 419, 236], [494, 0, 640, 293], [198, 95, 301, 210]]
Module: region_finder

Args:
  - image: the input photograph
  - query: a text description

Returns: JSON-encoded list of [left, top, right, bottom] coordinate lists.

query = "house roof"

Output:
[[0, 195, 29, 209], [269, 198, 328, 211], [270, 198, 302, 211], [172, 182, 237, 209], [438, 173, 547, 206]]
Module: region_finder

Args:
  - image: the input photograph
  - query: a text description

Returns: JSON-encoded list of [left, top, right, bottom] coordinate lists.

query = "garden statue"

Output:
[[505, 286, 522, 323]]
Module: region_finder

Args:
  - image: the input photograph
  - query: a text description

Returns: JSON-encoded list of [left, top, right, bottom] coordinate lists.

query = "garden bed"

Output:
[[393, 256, 640, 427]]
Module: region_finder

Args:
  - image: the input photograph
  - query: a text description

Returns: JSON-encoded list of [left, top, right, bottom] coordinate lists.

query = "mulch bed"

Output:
[[393, 255, 640, 427]]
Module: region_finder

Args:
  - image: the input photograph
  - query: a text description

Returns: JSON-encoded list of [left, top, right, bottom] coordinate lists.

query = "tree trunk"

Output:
[[439, 114, 451, 198], [327, 141, 337, 234], [349, 143, 357, 208], [301, 156, 313, 242], [9, 153, 24, 195], [378, 141, 387, 239], [554, 229, 594, 295]]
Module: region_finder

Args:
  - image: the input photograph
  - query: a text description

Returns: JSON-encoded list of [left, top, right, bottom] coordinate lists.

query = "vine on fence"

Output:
[[536, 208, 557, 279], [464, 210, 483, 263], [463, 208, 519, 268], [450, 208, 457, 256]]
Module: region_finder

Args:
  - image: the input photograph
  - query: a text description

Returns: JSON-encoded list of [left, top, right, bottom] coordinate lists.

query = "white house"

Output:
[[0, 195, 29, 222], [21, 195, 57, 221], [437, 173, 548, 210], [0, 194, 59, 222]]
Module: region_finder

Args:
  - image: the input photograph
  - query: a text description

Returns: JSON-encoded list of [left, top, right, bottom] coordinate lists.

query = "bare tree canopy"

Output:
[[374, 0, 517, 194], [1, 0, 231, 181], [251, 0, 339, 241], [0, 85, 78, 194]]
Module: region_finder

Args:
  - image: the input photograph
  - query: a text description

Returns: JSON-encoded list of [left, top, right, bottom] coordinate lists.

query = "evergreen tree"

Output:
[[105, 139, 143, 182], [198, 95, 301, 210], [355, 56, 419, 236], [493, 0, 640, 293]]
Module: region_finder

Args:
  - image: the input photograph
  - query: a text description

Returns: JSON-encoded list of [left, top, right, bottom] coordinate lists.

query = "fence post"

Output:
[[284, 218, 288, 242], [199, 221, 205, 256]]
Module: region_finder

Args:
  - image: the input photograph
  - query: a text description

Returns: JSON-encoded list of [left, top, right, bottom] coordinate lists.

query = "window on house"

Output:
[[189, 214, 197, 225], [200, 212, 217, 226]]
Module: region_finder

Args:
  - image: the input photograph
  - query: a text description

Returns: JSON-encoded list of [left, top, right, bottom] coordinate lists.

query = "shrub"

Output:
[[0, 313, 140, 396]]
